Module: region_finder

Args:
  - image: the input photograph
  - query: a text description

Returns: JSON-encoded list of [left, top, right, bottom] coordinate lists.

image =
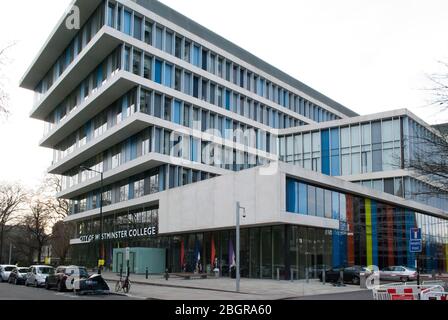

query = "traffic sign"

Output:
[[410, 228, 421, 241], [409, 240, 422, 253]]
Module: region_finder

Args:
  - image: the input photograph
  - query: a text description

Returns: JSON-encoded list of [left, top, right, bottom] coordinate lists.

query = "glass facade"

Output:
[[279, 117, 402, 176], [286, 177, 448, 272]]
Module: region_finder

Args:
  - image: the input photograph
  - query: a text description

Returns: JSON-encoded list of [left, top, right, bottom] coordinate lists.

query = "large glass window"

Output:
[[154, 60, 162, 84], [164, 64, 173, 87], [124, 11, 132, 35], [133, 16, 142, 40]]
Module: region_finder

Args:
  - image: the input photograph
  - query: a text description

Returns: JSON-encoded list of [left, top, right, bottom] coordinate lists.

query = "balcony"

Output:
[[20, 0, 103, 91], [40, 70, 138, 148], [29, 26, 123, 120]]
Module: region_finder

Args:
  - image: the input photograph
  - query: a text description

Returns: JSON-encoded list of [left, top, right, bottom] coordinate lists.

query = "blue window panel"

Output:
[[128, 182, 134, 199], [125, 139, 132, 162], [173, 100, 181, 124], [159, 166, 165, 191], [164, 64, 172, 87], [130, 136, 137, 160], [193, 45, 200, 67], [321, 129, 330, 175], [331, 192, 340, 220], [332, 230, 341, 268], [284, 91, 288, 107], [124, 10, 132, 35], [154, 60, 162, 84], [225, 90, 231, 110], [286, 178, 297, 213], [371, 200, 379, 266], [96, 65, 103, 87], [298, 182, 308, 214], [191, 137, 198, 162], [225, 119, 232, 140], [107, 5, 114, 27], [121, 95, 128, 118], [330, 128, 340, 176]]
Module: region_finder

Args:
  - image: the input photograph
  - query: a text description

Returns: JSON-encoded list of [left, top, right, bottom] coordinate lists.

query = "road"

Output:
[[0, 281, 134, 300], [291, 290, 373, 300]]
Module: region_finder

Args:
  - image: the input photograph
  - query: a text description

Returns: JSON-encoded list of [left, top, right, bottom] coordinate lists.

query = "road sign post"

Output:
[[409, 228, 422, 285]]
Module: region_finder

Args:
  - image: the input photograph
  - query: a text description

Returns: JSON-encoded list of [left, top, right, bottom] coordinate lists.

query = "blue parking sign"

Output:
[[410, 228, 421, 241]]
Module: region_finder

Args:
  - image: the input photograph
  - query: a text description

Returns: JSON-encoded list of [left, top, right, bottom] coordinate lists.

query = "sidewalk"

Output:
[[102, 272, 367, 300]]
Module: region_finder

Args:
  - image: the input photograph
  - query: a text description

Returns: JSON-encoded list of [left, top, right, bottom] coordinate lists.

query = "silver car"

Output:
[[25, 265, 55, 287], [380, 266, 417, 282], [0, 265, 16, 282]]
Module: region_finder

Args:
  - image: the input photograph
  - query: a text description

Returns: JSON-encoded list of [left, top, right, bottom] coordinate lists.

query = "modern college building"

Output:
[[20, 0, 448, 279]]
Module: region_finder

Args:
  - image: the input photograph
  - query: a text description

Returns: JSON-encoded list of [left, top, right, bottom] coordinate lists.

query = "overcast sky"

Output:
[[1, 0, 448, 189]]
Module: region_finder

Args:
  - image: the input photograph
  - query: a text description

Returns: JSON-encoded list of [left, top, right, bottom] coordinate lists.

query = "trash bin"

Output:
[[230, 266, 236, 279], [360, 272, 367, 289]]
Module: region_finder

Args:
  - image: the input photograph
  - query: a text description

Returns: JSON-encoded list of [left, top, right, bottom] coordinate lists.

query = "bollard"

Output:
[[165, 269, 169, 281], [322, 269, 326, 285], [146, 267, 149, 279], [290, 268, 293, 282], [277, 268, 280, 281], [305, 268, 309, 283]]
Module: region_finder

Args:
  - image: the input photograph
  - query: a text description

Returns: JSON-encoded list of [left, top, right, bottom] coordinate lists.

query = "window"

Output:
[[132, 50, 141, 76], [164, 64, 172, 87], [107, 3, 115, 28], [155, 26, 163, 50], [124, 11, 132, 35], [173, 100, 181, 124], [124, 46, 131, 71], [193, 45, 200, 67], [183, 72, 191, 95], [133, 16, 142, 40], [164, 97, 172, 121], [143, 55, 152, 80], [144, 21, 152, 45], [202, 49, 208, 70], [154, 60, 162, 84], [193, 76, 199, 98], [174, 68, 181, 91], [175, 36, 182, 58], [154, 93, 162, 118], [165, 31, 173, 54], [184, 40, 191, 62], [298, 183, 308, 214]]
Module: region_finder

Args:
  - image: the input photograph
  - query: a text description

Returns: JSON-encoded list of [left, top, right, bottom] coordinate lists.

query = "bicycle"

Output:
[[115, 274, 131, 294]]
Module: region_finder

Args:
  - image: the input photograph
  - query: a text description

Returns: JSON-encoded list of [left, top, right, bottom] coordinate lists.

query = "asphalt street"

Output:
[[0, 281, 134, 300], [292, 290, 373, 300]]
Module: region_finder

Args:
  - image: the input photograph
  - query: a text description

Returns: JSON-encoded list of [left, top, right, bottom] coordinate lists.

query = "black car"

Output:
[[45, 266, 90, 292], [8, 267, 30, 285], [74, 274, 110, 295], [319, 265, 370, 285]]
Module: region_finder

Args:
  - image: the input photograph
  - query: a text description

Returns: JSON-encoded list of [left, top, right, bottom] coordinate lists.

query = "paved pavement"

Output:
[[102, 272, 368, 300], [0, 282, 133, 300]]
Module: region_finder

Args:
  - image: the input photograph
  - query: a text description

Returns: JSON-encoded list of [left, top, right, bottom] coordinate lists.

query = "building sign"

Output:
[[79, 226, 157, 243]]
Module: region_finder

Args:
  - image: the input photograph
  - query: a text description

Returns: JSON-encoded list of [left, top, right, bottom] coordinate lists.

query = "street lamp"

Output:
[[80, 166, 104, 274], [236, 201, 246, 293]]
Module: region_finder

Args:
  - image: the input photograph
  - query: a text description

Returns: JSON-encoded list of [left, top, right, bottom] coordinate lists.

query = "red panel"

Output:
[[346, 195, 355, 266]]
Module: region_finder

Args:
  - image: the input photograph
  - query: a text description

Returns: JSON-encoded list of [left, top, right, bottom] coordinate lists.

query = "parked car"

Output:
[[0, 265, 16, 282], [25, 265, 55, 287], [380, 266, 417, 282], [45, 265, 90, 292], [73, 274, 110, 295], [319, 265, 370, 285], [8, 267, 30, 285]]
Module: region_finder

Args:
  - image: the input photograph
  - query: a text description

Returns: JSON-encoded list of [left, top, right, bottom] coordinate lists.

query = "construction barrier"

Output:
[[420, 286, 448, 300], [372, 283, 445, 300]]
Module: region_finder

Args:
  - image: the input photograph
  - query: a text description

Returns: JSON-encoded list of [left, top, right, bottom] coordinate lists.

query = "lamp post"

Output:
[[236, 201, 246, 293], [80, 166, 104, 274]]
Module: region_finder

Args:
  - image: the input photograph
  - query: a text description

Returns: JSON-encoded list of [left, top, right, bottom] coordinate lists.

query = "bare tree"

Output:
[[0, 184, 27, 263], [427, 61, 448, 112], [50, 220, 74, 265], [42, 175, 70, 219], [22, 200, 52, 264], [0, 42, 16, 119]]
